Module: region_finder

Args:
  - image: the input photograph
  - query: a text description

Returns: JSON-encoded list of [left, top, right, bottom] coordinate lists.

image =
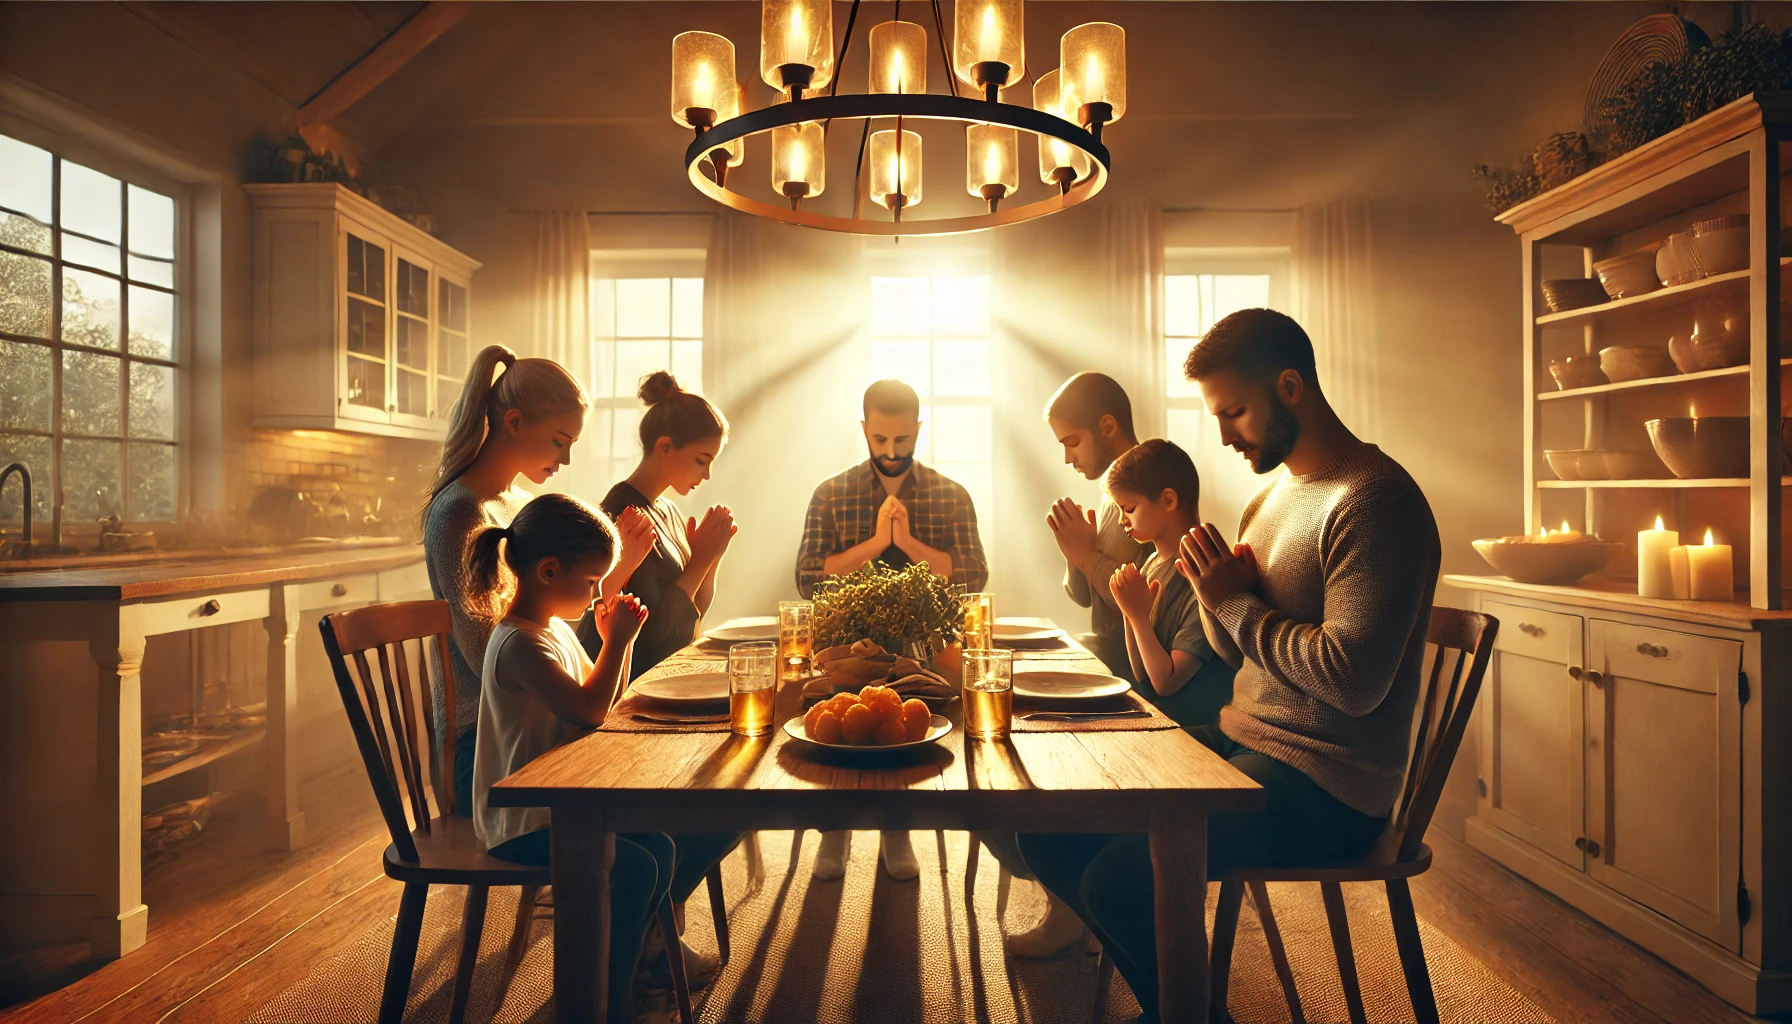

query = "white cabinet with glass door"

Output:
[[247, 184, 478, 440]]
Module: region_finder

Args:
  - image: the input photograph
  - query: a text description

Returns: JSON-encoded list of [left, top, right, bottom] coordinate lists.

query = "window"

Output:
[[0, 132, 181, 526], [867, 275, 993, 521], [1163, 254, 1291, 456], [587, 275, 704, 488]]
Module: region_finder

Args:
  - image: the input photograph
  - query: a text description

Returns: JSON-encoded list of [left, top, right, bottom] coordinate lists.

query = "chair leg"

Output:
[[657, 901, 695, 1024], [448, 885, 489, 1024], [500, 884, 541, 1002], [995, 863, 1012, 920], [1090, 949, 1114, 1023], [706, 863, 731, 965], [1247, 881, 1305, 1024], [1387, 878, 1440, 1024], [1319, 881, 1368, 1024], [964, 833, 981, 907], [1209, 881, 1243, 1024], [379, 881, 429, 1024]]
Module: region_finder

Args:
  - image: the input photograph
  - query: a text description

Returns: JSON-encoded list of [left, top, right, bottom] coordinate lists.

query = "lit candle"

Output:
[[1685, 528, 1735, 601], [1637, 516, 1678, 597], [1542, 520, 1584, 543], [1670, 545, 1690, 599]]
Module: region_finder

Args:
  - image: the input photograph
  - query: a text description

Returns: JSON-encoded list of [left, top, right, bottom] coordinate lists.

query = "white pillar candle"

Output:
[[1686, 529, 1735, 601], [1669, 545, 1690, 599], [1637, 516, 1679, 598]]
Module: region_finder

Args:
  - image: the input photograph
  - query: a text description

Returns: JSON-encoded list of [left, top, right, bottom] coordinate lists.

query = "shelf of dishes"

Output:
[[1543, 416, 1792, 483], [1543, 286, 1792, 392], [1540, 359, 1792, 401], [1537, 216, 1783, 320], [1537, 478, 1783, 489]]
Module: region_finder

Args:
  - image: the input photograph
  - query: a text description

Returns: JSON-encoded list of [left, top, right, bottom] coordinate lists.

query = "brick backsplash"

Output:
[[247, 429, 436, 536]]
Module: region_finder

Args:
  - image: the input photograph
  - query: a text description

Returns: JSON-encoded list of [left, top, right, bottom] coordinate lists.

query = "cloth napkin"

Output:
[[802, 639, 959, 702]]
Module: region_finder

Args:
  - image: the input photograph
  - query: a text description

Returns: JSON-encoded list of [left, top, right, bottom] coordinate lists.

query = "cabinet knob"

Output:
[[1518, 622, 1544, 637], [1635, 641, 1669, 658], [1574, 837, 1587, 852], [198, 599, 221, 616], [387, 403, 397, 413], [1477, 777, 1488, 798], [1587, 669, 1605, 687], [1567, 665, 1584, 681], [331, 583, 349, 597], [1586, 839, 1602, 857]]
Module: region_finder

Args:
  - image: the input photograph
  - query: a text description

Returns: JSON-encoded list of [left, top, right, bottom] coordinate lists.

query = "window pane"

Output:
[[128, 285, 174, 359], [62, 268, 121, 349], [1212, 274, 1271, 321], [672, 278, 704, 338], [437, 379, 457, 421], [616, 340, 667, 398], [671, 340, 703, 395], [62, 437, 120, 521], [611, 406, 642, 458], [590, 279, 616, 338], [1167, 407, 1204, 453], [128, 442, 175, 520], [60, 160, 121, 244], [0, 433, 51, 521], [347, 298, 384, 358], [0, 135, 53, 225], [870, 340, 929, 397], [935, 461, 991, 522], [930, 404, 991, 462], [871, 277, 928, 336], [129, 361, 175, 439], [128, 185, 175, 259], [396, 367, 428, 416], [0, 208, 50, 256], [396, 259, 428, 317], [395, 316, 428, 370], [128, 255, 173, 288], [440, 279, 467, 332], [62, 232, 120, 274], [932, 339, 989, 396], [1165, 276, 1202, 337], [590, 339, 616, 399], [346, 355, 384, 408], [615, 279, 671, 337], [0, 339, 52, 430], [931, 276, 988, 335], [62, 350, 120, 435], [1166, 336, 1200, 398], [584, 409, 613, 471], [347, 234, 385, 301], [439, 329, 468, 381], [0, 251, 52, 337]]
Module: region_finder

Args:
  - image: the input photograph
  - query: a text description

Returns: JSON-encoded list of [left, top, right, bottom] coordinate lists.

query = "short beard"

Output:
[[872, 452, 915, 477], [1248, 399, 1301, 474]]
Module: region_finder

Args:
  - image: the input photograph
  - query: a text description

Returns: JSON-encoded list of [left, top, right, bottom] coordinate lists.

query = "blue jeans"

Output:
[[1017, 724, 1386, 1022]]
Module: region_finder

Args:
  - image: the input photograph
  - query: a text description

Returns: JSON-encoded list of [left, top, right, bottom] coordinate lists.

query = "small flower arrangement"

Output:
[[812, 562, 962, 655]]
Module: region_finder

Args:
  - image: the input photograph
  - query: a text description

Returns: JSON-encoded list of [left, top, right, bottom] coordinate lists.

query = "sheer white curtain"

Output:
[[1297, 201, 1380, 440], [529, 211, 593, 495]]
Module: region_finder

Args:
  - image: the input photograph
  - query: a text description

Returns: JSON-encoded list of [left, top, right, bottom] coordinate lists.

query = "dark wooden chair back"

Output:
[[320, 600, 460, 865], [1388, 606, 1498, 862]]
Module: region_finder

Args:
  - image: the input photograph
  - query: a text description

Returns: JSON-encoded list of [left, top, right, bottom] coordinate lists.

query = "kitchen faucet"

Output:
[[1, 463, 32, 559]]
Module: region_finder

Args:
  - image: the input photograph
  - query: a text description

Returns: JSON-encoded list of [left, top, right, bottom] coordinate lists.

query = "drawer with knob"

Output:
[[285, 573, 379, 614], [1483, 600, 1580, 665], [130, 587, 272, 635]]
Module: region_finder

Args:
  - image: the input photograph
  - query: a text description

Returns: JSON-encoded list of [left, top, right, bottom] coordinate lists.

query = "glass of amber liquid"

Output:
[[728, 641, 778, 737], [961, 592, 995, 651], [778, 600, 814, 682], [961, 648, 1013, 740]]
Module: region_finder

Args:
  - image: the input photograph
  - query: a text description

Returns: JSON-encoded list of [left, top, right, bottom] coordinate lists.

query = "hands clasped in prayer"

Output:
[[1174, 522, 1262, 612]]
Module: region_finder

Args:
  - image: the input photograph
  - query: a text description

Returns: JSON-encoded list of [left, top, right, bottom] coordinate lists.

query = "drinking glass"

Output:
[[961, 647, 1013, 740], [728, 641, 778, 737], [778, 600, 814, 682], [961, 591, 994, 651]]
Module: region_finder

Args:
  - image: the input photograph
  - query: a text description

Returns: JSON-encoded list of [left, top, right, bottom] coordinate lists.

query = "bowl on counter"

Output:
[[1599, 343, 1679, 383], [1471, 536, 1626, 586], [1603, 448, 1673, 479], [1541, 278, 1610, 313], [1544, 449, 1598, 481], [1594, 250, 1665, 299], [1548, 355, 1609, 390], [1669, 297, 1749, 372], [1692, 215, 1749, 276]]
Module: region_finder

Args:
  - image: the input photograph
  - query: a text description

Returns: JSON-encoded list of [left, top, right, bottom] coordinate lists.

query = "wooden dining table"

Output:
[[489, 623, 1264, 1023]]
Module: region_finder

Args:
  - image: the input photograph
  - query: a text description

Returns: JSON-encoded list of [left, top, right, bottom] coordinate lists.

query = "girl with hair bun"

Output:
[[423, 345, 655, 815], [576, 370, 736, 678]]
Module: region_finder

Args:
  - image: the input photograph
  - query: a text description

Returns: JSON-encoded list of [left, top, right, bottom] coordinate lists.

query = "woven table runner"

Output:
[[1011, 689, 1181, 732]]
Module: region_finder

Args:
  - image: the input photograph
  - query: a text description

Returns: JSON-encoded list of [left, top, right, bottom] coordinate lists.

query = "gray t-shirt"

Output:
[[1142, 550, 1213, 665], [474, 616, 592, 850], [423, 480, 527, 741], [1063, 493, 1149, 676]]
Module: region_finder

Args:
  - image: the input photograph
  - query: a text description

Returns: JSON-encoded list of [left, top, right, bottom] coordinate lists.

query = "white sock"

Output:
[[813, 830, 851, 880], [879, 830, 919, 881], [1006, 888, 1087, 957]]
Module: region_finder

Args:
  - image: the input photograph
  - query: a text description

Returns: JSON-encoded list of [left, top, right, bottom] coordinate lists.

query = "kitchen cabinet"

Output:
[[1478, 600, 1585, 871], [246, 184, 479, 440]]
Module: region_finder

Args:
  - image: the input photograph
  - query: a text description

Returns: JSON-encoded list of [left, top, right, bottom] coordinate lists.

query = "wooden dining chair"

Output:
[[321, 600, 702, 1024], [1090, 605, 1497, 1024]]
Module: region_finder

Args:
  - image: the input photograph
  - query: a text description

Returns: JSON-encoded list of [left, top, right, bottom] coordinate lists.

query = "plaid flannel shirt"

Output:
[[795, 460, 990, 598]]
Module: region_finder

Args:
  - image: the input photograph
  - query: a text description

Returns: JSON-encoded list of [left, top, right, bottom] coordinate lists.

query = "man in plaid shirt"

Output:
[[795, 379, 990, 599], [793, 379, 990, 884]]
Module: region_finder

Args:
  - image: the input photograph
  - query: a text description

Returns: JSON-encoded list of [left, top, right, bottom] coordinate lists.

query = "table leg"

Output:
[[89, 616, 148, 958], [263, 588, 305, 851], [1149, 808, 1209, 1024], [554, 806, 611, 1023]]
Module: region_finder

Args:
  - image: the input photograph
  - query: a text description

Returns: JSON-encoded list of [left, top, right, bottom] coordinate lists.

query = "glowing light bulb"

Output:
[[891, 48, 905, 92], [790, 140, 807, 182], [888, 157, 901, 192], [1086, 53, 1104, 102], [692, 61, 713, 111], [787, 7, 806, 63], [1705, 528, 1716, 546], [980, 6, 998, 61], [984, 144, 1001, 186]]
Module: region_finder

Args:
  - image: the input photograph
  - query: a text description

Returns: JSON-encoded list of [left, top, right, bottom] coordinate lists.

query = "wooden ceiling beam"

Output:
[[298, 2, 474, 127]]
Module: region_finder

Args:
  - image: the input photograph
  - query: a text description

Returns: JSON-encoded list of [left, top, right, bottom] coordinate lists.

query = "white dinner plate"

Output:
[[703, 617, 779, 643], [992, 621, 1068, 643], [782, 713, 953, 753], [630, 672, 730, 704], [1011, 670, 1131, 701]]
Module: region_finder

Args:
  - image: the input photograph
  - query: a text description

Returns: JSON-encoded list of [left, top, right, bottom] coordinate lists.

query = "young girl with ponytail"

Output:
[[423, 345, 654, 815]]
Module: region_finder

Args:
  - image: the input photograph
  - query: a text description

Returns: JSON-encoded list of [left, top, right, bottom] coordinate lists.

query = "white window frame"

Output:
[[588, 248, 708, 490]]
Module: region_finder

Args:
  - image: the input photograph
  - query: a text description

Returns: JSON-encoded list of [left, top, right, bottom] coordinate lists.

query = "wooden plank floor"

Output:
[[0, 766, 1767, 1024]]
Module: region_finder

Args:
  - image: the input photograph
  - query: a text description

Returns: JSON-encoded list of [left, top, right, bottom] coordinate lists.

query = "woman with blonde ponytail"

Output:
[[422, 344, 653, 815]]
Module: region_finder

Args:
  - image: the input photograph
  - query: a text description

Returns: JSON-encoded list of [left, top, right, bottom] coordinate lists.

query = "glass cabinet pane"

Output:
[[346, 233, 385, 301], [347, 297, 385, 358], [440, 279, 467, 332], [395, 316, 428, 371], [397, 259, 429, 317], [346, 356, 384, 409]]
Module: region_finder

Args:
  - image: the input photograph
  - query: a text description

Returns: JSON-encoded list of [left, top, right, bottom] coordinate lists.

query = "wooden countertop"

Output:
[[0, 545, 425, 601], [1443, 573, 1792, 631]]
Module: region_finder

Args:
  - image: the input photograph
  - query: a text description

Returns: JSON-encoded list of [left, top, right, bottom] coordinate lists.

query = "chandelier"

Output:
[[669, 0, 1125, 236]]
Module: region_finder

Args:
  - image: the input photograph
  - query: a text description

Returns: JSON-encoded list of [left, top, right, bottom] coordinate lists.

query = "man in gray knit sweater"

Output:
[[1020, 308, 1440, 1021]]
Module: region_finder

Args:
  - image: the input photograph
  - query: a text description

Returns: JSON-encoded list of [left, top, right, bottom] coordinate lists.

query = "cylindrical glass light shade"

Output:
[[1034, 70, 1090, 185], [671, 31, 736, 128], [716, 82, 746, 168], [1061, 22, 1126, 125], [869, 21, 927, 95], [953, 0, 1024, 91], [965, 124, 1018, 200], [869, 129, 923, 209], [772, 120, 825, 201], [760, 0, 834, 94]]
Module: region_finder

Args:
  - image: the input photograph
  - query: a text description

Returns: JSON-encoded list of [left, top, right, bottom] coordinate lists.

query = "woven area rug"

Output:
[[247, 830, 1552, 1024]]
